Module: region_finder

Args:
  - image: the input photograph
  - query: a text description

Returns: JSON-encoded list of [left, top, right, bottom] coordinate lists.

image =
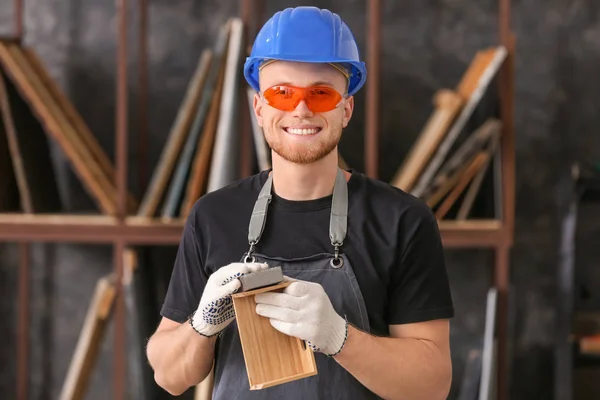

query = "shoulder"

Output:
[[349, 170, 436, 225], [187, 170, 267, 226]]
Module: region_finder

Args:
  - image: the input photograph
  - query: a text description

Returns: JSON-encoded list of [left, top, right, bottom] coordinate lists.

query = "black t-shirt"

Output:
[[160, 169, 454, 336]]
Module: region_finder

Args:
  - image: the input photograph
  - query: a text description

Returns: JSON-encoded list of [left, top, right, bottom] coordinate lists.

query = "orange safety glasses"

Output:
[[261, 85, 346, 113]]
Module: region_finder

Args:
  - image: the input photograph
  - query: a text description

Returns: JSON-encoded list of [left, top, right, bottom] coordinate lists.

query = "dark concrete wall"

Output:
[[1, 0, 600, 399]]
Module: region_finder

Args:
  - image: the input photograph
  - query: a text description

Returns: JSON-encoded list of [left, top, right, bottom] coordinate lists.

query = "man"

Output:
[[147, 6, 454, 400]]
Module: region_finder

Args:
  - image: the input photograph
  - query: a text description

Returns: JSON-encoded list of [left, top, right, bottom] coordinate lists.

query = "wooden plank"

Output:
[[0, 89, 19, 211], [207, 18, 244, 193], [22, 47, 138, 212], [0, 69, 62, 213], [422, 118, 501, 200], [411, 46, 507, 198], [0, 41, 116, 214], [59, 275, 116, 400], [247, 87, 271, 171], [457, 128, 500, 220], [390, 89, 463, 192], [0, 71, 31, 212], [160, 51, 214, 219], [180, 50, 227, 217], [435, 151, 489, 219], [232, 281, 317, 390], [137, 49, 214, 217]]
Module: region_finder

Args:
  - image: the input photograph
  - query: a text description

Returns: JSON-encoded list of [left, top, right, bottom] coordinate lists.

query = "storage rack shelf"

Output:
[[2, 0, 515, 399]]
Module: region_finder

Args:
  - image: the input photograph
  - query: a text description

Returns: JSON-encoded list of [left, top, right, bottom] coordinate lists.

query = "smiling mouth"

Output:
[[283, 127, 322, 135]]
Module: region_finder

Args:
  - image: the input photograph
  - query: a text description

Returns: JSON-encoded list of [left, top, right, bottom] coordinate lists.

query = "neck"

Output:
[[270, 150, 340, 201]]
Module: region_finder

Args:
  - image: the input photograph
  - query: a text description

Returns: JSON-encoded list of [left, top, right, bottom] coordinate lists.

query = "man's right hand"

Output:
[[190, 261, 269, 337]]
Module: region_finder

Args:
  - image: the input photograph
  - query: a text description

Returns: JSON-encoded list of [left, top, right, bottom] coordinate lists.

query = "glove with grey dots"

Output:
[[190, 262, 269, 337]]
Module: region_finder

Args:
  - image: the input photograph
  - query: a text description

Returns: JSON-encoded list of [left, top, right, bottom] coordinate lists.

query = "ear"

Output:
[[342, 96, 354, 128], [253, 92, 264, 127]]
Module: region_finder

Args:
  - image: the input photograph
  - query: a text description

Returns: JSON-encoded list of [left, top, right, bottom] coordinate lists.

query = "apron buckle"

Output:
[[331, 243, 344, 268]]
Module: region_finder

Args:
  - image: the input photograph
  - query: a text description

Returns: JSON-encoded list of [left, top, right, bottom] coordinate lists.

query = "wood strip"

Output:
[[6, 43, 117, 212], [0, 41, 116, 214], [422, 118, 501, 199], [23, 47, 138, 212], [435, 151, 489, 219], [0, 98, 19, 211], [425, 155, 475, 209], [180, 52, 227, 217], [137, 49, 213, 217], [163, 23, 231, 219], [411, 46, 507, 198], [390, 89, 463, 192], [457, 128, 500, 220], [22, 48, 113, 181], [0, 72, 31, 212], [59, 275, 116, 400], [207, 18, 244, 193], [0, 69, 62, 213], [247, 87, 271, 171]]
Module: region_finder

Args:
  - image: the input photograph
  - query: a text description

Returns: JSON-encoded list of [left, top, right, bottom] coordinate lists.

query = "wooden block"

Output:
[[232, 281, 317, 390]]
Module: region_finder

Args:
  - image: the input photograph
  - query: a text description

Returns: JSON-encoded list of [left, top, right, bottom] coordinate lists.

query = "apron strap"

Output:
[[246, 168, 348, 261]]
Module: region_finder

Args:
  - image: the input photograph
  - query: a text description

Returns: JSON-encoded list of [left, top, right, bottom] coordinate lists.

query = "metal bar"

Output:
[[138, 0, 149, 194], [365, 0, 380, 179], [14, 0, 23, 39], [115, 0, 129, 397], [497, 1, 514, 399], [117, 0, 129, 222], [113, 240, 126, 400], [494, 244, 510, 400], [0, 215, 504, 247], [17, 242, 29, 400], [239, 0, 253, 178]]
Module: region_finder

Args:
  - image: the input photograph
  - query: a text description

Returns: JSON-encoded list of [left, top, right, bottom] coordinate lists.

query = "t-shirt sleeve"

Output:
[[160, 212, 209, 324], [387, 203, 455, 325]]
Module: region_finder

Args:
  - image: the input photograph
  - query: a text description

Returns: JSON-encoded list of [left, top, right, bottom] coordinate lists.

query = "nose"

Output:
[[291, 99, 314, 118]]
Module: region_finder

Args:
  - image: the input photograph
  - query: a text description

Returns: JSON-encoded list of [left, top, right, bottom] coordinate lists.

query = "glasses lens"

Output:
[[306, 86, 342, 112], [262, 85, 343, 112], [263, 86, 299, 111]]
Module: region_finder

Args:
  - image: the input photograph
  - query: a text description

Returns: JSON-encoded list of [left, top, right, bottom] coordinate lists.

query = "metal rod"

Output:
[[495, 244, 510, 400], [138, 0, 149, 194], [0, 215, 504, 248], [17, 242, 30, 400], [113, 240, 126, 400], [365, 0, 380, 179], [499, 0, 515, 242], [497, 1, 514, 398], [115, 0, 129, 397], [14, 0, 23, 39]]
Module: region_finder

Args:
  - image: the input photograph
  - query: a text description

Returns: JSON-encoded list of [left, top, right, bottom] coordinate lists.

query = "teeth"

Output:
[[286, 128, 320, 135]]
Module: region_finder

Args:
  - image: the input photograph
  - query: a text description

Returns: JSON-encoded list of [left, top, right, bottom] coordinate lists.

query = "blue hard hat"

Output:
[[243, 7, 367, 96]]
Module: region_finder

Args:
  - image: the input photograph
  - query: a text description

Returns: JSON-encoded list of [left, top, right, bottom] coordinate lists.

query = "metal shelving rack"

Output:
[[2, 0, 515, 399]]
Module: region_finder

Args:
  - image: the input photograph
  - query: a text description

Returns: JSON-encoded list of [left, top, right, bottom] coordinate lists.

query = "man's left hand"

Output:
[[254, 279, 348, 356]]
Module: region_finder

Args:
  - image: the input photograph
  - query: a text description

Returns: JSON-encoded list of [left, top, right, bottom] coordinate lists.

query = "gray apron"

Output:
[[212, 168, 382, 399]]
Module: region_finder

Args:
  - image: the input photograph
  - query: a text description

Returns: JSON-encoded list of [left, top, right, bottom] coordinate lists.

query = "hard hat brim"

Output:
[[244, 56, 367, 97]]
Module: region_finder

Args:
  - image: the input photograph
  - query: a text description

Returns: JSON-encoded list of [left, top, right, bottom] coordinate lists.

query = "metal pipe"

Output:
[[497, 1, 514, 399], [115, 0, 129, 397], [365, 0, 380, 179], [17, 242, 30, 400], [14, 0, 23, 40], [138, 0, 149, 194]]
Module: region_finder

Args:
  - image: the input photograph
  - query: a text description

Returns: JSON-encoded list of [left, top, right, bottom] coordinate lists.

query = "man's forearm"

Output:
[[146, 322, 216, 395], [333, 325, 452, 400]]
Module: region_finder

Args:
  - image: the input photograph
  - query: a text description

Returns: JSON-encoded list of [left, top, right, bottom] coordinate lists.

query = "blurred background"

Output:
[[0, 0, 599, 399]]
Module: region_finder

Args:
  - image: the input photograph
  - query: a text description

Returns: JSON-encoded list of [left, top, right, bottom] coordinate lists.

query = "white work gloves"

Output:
[[254, 279, 349, 356], [190, 262, 269, 337]]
